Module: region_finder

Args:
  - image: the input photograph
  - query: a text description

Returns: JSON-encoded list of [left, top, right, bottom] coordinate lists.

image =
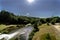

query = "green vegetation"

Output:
[[0, 10, 60, 40], [29, 21, 39, 40], [0, 10, 60, 25], [0, 24, 7, 31], [0, 25, 25, 34], [40, 33, 56, 40], [0, 10, 40, 25]]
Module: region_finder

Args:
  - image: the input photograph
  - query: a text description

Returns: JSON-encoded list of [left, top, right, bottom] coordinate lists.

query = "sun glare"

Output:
[[27, 0, 35, 3]]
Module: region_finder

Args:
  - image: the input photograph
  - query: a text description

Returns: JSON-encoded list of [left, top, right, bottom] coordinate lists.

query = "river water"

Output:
[[0, 26, 34, 40], [20, 26, 34, 40]]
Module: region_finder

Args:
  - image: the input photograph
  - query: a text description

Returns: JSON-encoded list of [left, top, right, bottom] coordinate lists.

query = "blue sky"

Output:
[[0, 0, 60, 17]]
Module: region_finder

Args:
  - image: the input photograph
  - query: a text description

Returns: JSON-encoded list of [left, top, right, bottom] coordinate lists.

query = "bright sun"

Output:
[[27, 0, 34, 3]]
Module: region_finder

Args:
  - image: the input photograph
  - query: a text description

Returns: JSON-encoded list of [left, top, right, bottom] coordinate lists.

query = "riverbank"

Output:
[[0, 24, 25, 34], [0, 25, 33, 40]]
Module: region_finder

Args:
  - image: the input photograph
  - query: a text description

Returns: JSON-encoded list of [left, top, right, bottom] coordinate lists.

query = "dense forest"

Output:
[[0, 10, 39, 25], [0, 10, 60, 25]]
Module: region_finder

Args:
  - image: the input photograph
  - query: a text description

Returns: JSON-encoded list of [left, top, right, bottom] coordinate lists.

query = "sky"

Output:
[[0, 0, 60, 17]]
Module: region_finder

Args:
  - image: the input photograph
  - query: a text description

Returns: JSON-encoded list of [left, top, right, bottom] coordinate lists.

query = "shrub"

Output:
[[40, 33, 56, 40], [51, 22, 55, 25]]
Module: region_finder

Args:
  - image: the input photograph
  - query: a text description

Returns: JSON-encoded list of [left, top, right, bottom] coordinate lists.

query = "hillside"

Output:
[[32, 24, 57, 40]]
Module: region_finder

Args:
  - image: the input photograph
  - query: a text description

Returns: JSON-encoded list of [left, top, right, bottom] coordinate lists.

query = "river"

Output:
[[0, 26, 34, 40]]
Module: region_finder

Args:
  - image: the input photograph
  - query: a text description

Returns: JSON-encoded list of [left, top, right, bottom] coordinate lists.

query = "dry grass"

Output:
[[32, 24, 57, 40]]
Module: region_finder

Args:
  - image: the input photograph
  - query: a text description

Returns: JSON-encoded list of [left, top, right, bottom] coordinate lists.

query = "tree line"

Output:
[[0, 10, 60, 25], [0, 10, 39, 25]]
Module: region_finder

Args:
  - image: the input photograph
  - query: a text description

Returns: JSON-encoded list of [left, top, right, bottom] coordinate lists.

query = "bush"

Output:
[[41, 33, 56, 40], [47, 22, 49, 25], [46, 33, 51, 40], [29, 28, 39, 40], [51, 22, 55, 25], [28, 30, 35, 40]]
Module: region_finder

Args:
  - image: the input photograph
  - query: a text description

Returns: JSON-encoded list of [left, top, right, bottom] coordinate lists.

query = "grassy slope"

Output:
[[32, 24, 57, 40], [0, 24, 24, 34], [0, 24, 7, 31], [0, 24, 17, 33]]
